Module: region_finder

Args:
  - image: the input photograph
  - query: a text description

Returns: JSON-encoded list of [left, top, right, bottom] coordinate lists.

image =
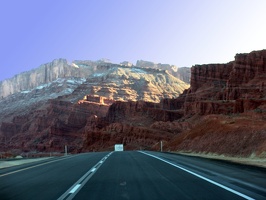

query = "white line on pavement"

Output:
[[69, 184, 81, 194], [139, 151, 255, 200], [57, 152, 113, 200], [91, 168, 96, 172]]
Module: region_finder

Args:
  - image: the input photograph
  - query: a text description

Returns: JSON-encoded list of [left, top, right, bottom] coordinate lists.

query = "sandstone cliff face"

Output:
[[0, 58, 115, 98], [190, 63, 232, 93], [175, 67, 191, 84], [168, 50, 266, 116], [1, 50, 265, 157], [0, 59, 189, 102], [0, 59, 84, 98], [57, 65, 190, 103], [0, 58, 111, 97], [0, 60, 189, 129], [226, 51, 266, 100]]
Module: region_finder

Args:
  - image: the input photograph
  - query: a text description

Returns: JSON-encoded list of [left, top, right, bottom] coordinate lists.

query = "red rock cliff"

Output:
[[179, 50, 266, 116], [1, 50, 266, 156], [226, 51, 266, 100], [165, 50, 266, 157]]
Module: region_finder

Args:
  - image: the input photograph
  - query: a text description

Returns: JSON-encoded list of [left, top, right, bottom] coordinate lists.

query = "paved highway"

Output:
[[0, 151, 265, 200]]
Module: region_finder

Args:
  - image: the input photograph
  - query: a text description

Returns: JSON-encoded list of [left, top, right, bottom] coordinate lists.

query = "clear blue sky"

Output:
[[0, 0, 265, 81]]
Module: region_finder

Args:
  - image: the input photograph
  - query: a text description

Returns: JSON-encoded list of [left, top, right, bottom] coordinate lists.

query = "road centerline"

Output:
[[139, 151, 255, 200], [91, 168, 96, 172], [69, 184, 81, 194], [57, 152, 113, 200]]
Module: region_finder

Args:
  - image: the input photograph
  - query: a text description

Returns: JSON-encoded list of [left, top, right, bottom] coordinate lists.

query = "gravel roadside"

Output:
[[175, 152, 266, 168], [0, 157, 53, 169]]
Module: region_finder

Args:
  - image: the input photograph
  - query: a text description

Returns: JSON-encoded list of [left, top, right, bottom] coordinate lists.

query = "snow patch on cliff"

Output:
[[19, 78, 86, 95], [66, 78, 86, 84], [72, 63, 80, 68], [131, 68, 147, 74], [21, 90, 30, 94], [0, 77, 87, 121], [93, 73, 105, 77], [36, 83, 52, 90]]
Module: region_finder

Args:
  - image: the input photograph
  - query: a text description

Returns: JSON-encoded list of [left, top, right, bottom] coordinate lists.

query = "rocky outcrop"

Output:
[[0, 77, 86, 123], [0, 70, 188, 153], [190, 63, 232, 93], [0, 58, 116, 98], [136, 60, 178, 72], [1, 50, 265, 157], [64, 65, 189, 103], [0, 58, 190, 99], [0, 59, 85, 98], [0, 59, 190, 103], [136, 60, 191, 84], [120, 61, 133, 67], [175, 67, 191, 84], [226, 51, 266, 100], [164, 49, 266, 157], [172, 50, 266, 116]]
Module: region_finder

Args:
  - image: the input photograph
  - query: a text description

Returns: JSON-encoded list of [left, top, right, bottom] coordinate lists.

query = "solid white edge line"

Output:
[[139, 151, 255, 200], [69, 184, 81, 194]]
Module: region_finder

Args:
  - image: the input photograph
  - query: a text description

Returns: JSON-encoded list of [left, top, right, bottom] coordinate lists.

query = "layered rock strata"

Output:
[[1, 50, 265, 157]]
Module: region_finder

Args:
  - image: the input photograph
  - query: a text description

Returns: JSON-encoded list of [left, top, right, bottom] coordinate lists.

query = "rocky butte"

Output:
[[0, 50, 266, 159]]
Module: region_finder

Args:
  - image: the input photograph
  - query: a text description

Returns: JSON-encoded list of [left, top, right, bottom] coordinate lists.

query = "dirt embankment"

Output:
[[174, 151, 266, 168], [166, 112, 266, 159]]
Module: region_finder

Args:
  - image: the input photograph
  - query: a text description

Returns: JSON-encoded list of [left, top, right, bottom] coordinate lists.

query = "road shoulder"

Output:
[[171, 151, 266, 168], [0, 157, 53, 169]]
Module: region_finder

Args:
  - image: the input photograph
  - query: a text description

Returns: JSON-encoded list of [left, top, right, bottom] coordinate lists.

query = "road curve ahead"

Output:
[[0, 151, 266, 200]]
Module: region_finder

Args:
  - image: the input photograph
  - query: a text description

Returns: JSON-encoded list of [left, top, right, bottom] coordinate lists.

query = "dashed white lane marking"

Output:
[[91, 168, 96, 172], [139, 151, 254, 200], [57, 152, 113, 200], [69, 184, 81, 194]]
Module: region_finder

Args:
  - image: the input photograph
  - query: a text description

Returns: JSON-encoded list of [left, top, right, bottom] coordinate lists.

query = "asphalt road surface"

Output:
[[0, 151, 265, 200]]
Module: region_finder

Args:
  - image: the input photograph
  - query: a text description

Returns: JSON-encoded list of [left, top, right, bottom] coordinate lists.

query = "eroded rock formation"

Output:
[[164, 50, 266, 156], [1, 50, 266, 157], [0, 59, 189, 154], [0, 59, 190, 99]]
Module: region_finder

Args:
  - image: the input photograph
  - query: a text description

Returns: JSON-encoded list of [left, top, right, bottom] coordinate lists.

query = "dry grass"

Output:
[[175, 151, 266, 168]]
